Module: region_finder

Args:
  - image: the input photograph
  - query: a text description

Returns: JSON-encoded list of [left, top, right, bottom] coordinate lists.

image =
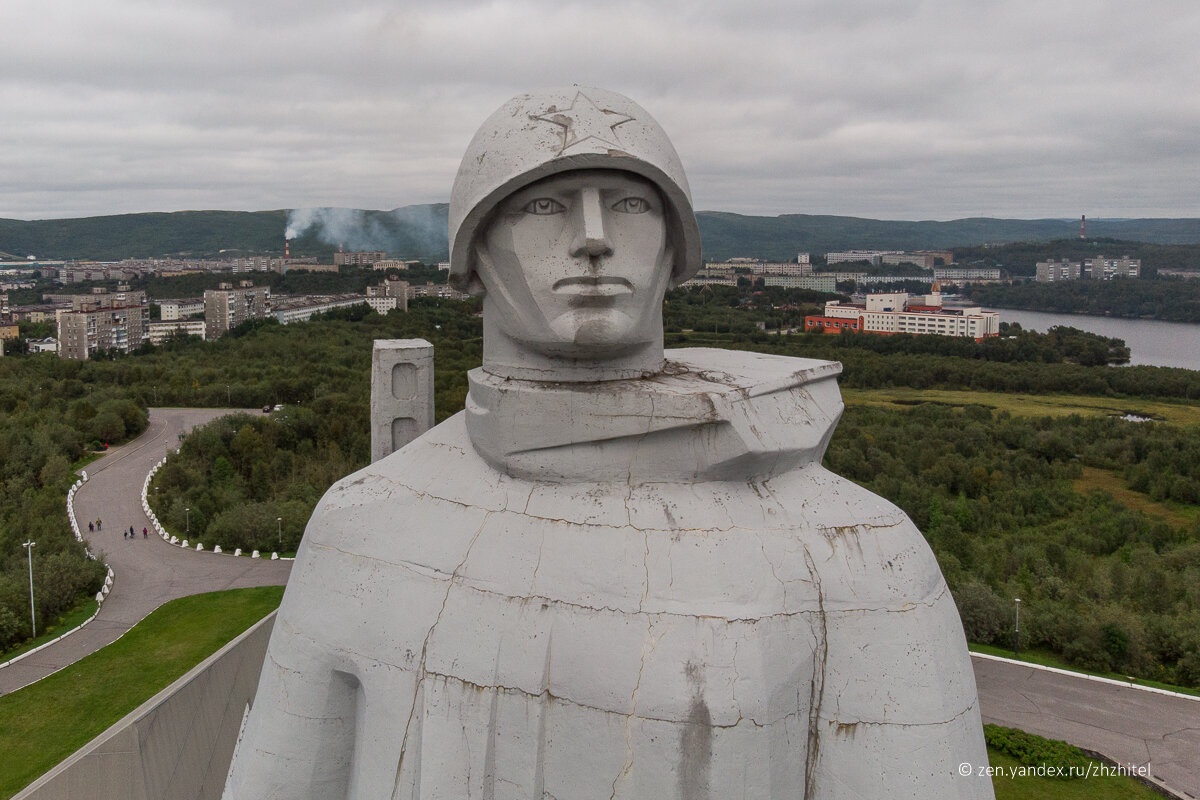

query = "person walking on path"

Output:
[[142, 527, 148, 539], [123, 529, 128, 540], [88, 522, 94, 532], [129, 525, 135, 539], [96, 518, 102, 531]]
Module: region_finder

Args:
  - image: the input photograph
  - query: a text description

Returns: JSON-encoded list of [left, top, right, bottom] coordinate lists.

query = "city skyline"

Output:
[[2, 0, 1198, 221]]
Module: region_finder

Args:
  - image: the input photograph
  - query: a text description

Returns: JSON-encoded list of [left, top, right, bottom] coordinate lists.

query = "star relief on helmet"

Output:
[[532, 91, 634, 155]]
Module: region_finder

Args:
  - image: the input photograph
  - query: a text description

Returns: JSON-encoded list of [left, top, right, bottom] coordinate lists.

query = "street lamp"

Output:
[[1014, 598, 1021, 658], [227, 384, 231, 404], [22, 541, 36, 638], [277, 517, 282, 550], [185, 507, 190, 536]]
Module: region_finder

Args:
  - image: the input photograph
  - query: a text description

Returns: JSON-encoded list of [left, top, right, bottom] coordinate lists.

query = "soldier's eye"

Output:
[[523, 198, 566, 215], [611, 197, 650, 214]]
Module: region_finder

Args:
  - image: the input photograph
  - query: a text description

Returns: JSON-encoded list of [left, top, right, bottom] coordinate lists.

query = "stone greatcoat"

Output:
[[223, 348, 992, 799]]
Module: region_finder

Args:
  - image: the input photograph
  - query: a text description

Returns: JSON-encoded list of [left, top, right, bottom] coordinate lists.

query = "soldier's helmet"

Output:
[[448, 87, 702, 293]]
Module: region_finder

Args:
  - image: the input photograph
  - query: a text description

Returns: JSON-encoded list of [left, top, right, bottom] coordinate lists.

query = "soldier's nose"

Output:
[[569, 187, 613, 260]]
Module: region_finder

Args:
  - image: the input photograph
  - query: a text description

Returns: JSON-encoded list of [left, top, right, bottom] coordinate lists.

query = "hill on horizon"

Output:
[[2, 207, 1200, 262]]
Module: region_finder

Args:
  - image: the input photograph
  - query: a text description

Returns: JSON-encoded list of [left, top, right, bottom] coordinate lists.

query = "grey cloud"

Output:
[[1, 0, 1198, 220]]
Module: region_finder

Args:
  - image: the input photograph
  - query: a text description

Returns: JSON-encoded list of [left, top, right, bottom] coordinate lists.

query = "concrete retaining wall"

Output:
[[14, 612, 275, 800]]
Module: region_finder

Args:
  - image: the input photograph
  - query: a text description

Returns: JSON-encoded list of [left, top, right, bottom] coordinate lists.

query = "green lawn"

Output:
[[0, 586, 283, 799], [988, 749, 1161, 800]]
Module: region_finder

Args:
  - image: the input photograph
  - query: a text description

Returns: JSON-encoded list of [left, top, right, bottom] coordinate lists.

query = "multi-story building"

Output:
[[1035, 259, 1083, 283], [232, 256, 285, 273], [56, 288, 150, 359], [1035, 256, 1140, 282], [881, 253, 936, 269], [408, 283, 472, 301], [204, 282, 271, 339], [687, 265, 738, 286], [762, 275, 837, 292], [1084, 255, 1140, 280], [272, 295, 369, 325], [148, 319, 207, 344], [805, 292, 1000, 340], [366, 280, 409, 314], [933, 267, 1002, 282], [333, 251, 387, 267], [160, 298, 205, 320], [372, 259, 424, 271], [825, 250, 903, 266], [754, 261, 814, 277]]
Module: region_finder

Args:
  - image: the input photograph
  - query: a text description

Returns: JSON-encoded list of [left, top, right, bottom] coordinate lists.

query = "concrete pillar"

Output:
[[371, 339, 434, 463]]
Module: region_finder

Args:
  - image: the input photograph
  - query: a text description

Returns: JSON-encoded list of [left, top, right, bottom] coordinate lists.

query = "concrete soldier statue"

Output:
[[224, 87, 994, 800]]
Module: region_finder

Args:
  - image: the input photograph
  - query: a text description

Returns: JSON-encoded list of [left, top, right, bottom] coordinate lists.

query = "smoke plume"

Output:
[[285, 205, 449, 261]]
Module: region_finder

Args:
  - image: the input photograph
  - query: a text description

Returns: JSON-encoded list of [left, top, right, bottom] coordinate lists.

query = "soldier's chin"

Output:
[[525, 315, 644, 359]]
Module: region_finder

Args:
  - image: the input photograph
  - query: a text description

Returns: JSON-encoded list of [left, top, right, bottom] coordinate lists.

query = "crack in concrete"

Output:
[[392, 511, 492, 796], [823, 701, 978, 730], [801, 545, 828, 800]]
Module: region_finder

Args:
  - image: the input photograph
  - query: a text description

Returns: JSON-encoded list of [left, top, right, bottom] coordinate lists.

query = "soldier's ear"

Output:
[[662, 243, 684, 289]]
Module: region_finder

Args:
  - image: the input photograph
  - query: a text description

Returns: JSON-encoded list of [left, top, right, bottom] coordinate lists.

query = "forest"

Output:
[[0, 360, 143, 649], [965, 278, 1200, 324], [3, 293, 1200, 687]]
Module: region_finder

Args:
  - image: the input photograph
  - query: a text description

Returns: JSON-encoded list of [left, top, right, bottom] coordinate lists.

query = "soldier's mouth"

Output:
[[552, 276, 633, 296]]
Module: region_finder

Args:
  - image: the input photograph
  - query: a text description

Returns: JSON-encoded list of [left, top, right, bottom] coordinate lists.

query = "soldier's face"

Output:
[[475, 170, 672, 360]]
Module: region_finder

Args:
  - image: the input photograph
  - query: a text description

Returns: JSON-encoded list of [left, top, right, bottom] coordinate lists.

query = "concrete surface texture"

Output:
[[975, 654, 1199, 798], [0, 408, 291, 695], [224, 88, 991, 799], [370, 339, 434, 463], [14, 611, 276, 800]]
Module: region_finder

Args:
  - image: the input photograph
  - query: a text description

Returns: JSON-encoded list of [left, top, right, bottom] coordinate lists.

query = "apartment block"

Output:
[[56, 288, 150, 359], [204, 282, 271, 338]]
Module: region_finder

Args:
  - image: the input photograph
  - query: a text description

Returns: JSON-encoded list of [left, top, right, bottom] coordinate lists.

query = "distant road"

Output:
[[975, 654, 1199, 798], [0, 408, 291, 695]]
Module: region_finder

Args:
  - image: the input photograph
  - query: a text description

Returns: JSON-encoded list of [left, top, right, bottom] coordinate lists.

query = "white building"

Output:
[[762, 275, 837, 292], [149, 320, 206, 344], [825, 250, 903, 266], [366, 279, 409, 314], [272, 295, 368, 325], [27, 337, 59, 354], [160, 298, 205, 320], [808, 292, 1000, 340], [933, 267, 1002, 282]]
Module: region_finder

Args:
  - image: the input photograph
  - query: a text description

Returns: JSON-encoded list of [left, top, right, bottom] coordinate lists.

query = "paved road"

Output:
[[975, 654, 1199, 798], [0, 408, 292, 694]]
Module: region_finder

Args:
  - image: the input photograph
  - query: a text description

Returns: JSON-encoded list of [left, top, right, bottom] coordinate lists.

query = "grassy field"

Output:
[[842, 386, 1200, 426], [0, 586, 283, 799], [0, 598, 99, 667], [1074, 465, 1198, 529]]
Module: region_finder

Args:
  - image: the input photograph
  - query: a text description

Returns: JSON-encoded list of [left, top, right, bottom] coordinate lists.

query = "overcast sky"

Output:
[[2, 0, 1197, 221]]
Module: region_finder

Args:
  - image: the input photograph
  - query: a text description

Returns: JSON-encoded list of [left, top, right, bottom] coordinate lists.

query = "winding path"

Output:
[[0, 408, 291, 695]]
